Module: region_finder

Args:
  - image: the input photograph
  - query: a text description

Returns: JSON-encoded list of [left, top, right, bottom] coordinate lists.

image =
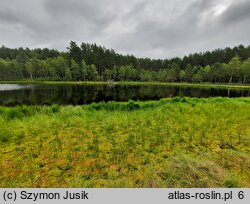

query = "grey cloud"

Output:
[[220, 0, 250, 24], [43, 0, 116, 26], [0, 0, 249, 58], [110, 0, 250, 58], [0, 5, 19, 24]]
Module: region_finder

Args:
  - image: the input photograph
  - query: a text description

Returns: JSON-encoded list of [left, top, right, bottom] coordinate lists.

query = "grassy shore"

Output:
[[0, 80, 250, 89], [0, 97, 250, 187]]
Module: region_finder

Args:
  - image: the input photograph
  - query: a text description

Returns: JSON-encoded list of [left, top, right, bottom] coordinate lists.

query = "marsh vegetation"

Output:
[[0, 97, 249, 187]]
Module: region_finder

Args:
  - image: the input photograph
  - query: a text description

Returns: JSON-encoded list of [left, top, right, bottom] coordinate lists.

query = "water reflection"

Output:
[[0, 84, 31, 91], [0, 84, 249, 106]]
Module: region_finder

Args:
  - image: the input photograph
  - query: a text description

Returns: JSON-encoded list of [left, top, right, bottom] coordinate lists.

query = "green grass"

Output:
[[0, 80, 250, 89], [0, 97, 249, 187]]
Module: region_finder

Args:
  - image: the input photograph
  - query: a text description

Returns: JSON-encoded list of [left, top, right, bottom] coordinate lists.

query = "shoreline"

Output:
[[0, 81, 250, 90]]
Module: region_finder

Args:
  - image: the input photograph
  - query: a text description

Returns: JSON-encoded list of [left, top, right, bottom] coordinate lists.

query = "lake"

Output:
[[0, 84, 249, 106]]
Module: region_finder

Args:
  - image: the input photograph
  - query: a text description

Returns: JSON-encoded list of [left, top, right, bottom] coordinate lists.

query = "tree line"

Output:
[[0, 42, 250, 83]]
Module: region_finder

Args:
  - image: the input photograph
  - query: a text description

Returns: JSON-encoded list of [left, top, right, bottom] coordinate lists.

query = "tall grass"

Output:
[[0, 97, 249, 187]]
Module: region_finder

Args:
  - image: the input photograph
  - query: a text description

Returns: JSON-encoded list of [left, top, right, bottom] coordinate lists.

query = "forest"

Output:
[[0, 42, 250, 84]]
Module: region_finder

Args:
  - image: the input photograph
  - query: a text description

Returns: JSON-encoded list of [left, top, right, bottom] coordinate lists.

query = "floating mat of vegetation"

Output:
[[0, 97, 250, 187]]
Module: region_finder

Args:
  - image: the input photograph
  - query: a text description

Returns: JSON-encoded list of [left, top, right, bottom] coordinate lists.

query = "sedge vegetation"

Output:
[[0, 97, 249, 187]]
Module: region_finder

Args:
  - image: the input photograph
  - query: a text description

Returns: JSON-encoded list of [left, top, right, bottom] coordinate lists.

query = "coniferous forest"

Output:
[[0, 42, 250, 84]]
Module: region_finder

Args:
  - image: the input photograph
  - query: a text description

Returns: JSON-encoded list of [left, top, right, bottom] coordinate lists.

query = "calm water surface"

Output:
[[0, 84, 249, 106]]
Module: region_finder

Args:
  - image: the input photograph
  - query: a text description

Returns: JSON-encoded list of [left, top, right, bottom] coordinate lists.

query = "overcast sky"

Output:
[[0, 0, 250, 59]]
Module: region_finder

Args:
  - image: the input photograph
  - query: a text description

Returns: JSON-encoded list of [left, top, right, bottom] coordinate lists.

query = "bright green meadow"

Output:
[[0, 97, 249, 187]]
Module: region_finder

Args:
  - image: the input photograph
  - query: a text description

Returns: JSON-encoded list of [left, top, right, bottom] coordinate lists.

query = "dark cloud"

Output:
[[0, 0, 249, 58], [43, 0, 116, 26], [220, 0, 250, 24]]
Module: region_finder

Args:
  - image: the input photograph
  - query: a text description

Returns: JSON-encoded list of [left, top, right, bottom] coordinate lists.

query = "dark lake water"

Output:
[[0, 84, 249, 106]]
